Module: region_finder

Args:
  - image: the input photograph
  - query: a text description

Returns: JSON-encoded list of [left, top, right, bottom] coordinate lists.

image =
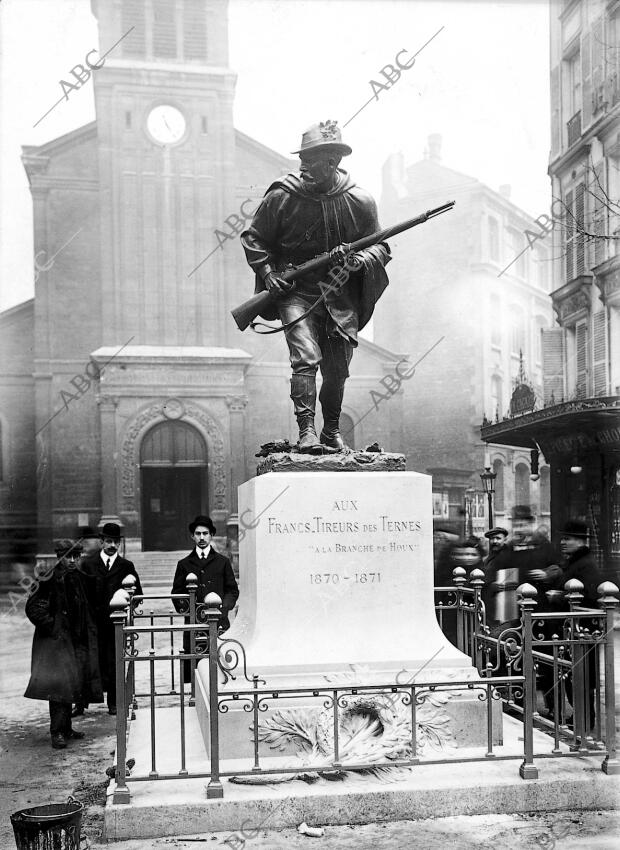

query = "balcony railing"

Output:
[[567, 110, 582, 147]]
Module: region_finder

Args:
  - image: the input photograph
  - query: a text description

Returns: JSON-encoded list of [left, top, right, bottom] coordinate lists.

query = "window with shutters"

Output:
[[591, 161, 607, 266], [575, 319, 588, 397], [122, 0, 146, 57], [493, 459, 504, 513], [183, 0, 207, 60], [565, 188, 574, 280], [575, 182, 585, 275], [153, 0, 177, 59], [564, 184, 585, 281], [542, 327, 564, 404], [592, 309, 608, 396]]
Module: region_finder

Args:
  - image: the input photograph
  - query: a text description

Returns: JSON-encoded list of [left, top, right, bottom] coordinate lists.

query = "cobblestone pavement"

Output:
[[2, 599, 619, 849]]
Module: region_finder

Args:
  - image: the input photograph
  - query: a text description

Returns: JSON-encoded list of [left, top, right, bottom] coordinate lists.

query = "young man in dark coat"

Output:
[[81, 522, 142, 715], [171, 515, 239, 681], [25, 539, 103, 749]]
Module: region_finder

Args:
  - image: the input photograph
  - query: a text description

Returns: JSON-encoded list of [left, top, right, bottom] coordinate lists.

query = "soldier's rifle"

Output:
[[231, 200, 455, 332]]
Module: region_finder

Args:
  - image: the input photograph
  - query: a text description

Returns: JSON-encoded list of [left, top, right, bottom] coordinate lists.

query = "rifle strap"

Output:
[[249, 289, 331, 335]]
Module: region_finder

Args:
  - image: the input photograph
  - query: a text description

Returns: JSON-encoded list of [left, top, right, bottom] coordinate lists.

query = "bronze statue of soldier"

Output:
[[241, 120, 391, 451]]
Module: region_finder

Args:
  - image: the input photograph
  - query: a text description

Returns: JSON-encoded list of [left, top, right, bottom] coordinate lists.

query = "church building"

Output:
[[0, 0, 408, 562]]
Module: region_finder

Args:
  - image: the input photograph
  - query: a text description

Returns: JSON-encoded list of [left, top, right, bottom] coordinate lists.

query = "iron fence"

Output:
[[109, 570, 619, 804]]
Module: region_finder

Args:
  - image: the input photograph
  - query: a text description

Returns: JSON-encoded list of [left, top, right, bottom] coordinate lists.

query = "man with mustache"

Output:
[[82, 522, 142, 715], [241, 120, 391, 451]]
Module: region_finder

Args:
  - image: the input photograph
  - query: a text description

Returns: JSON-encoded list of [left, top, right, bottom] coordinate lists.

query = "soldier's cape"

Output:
[[240, 170, 391, 343]]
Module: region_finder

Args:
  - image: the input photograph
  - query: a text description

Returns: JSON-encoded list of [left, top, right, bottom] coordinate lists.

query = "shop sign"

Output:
[[510, 383, 536, 416], [542, 425, 620, 456]]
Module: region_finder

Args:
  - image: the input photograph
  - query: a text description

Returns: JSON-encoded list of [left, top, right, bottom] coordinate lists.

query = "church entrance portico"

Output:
[[90, 345, 252, 549], [140, 420, 207, 551]]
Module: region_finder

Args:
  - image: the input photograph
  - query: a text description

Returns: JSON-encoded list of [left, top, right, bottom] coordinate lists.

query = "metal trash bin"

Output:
[[10, 800, 84, 849]]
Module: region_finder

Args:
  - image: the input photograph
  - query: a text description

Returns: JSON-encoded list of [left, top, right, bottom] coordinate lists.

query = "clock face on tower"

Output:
[[146, 105, 187, 145]]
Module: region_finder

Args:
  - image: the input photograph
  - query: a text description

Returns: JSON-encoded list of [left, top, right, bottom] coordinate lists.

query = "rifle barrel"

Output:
[[231, 199, 455, 330]]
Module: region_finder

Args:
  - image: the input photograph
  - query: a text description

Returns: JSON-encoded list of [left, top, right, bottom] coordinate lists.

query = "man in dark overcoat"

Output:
[[25, 539, 103, 749], [556, 520, 601, 727], [558, 520, 600, 607], [241, 119, 391, 450], [171, 515, 239, 682], [81, 522, 142, 715]]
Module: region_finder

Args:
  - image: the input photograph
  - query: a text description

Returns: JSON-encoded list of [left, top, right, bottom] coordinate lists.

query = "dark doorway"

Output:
[[140, 421, 207, 551]]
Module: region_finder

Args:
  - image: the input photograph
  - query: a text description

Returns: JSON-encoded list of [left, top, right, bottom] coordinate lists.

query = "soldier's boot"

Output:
[[319, 379, 347, 451], [291, 375, 320, 451]]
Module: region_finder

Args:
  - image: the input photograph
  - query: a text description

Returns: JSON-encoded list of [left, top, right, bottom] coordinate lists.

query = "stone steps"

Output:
[[129, 551, 186, 589]]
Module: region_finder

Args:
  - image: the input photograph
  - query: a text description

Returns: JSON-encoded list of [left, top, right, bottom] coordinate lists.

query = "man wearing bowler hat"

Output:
[[171, 515, 239, 682], [81, 522, 142, 715], [557, 520, 600, 726], [558, 520, 599, 605], [241, 120, 391, 451]]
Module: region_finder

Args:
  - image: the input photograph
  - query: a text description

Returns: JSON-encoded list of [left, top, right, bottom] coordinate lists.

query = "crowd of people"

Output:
[[434, 505, 601, 727], [434, 505, 599, 630], [24, 515, 239, 751]]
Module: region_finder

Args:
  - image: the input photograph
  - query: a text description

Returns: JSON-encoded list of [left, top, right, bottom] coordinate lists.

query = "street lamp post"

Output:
[[480, 466, 497, 530]]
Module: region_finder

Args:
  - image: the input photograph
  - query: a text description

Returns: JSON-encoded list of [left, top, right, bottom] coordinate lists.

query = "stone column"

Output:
[[226, 395, 248, 513], [97, 394, 121, 527]]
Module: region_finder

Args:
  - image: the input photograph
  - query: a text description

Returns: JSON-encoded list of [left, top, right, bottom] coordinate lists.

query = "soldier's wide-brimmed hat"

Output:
[[100, 522, 122, 540], [291, 120, 352, 157], [54, 538, 83, 556], [561, 520, 590, 539], [484, 526, 509, 539], [188, 514, 216, 535]]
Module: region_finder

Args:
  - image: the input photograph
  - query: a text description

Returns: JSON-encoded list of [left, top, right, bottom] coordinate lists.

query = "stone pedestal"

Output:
[[196, 467, 501, 760]]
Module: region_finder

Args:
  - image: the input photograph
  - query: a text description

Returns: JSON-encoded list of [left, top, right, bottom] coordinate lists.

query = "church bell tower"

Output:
[[90, 0, 238, 346]]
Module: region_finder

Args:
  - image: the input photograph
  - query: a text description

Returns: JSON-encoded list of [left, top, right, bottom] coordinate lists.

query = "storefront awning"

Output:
[[480, 396, 620, 456]]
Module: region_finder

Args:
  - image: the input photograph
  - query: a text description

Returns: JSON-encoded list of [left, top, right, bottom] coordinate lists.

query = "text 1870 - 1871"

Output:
[[309, 572, 381, 585]]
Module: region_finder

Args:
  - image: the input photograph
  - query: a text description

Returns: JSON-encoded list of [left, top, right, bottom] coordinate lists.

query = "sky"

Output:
[[0, 0, 551, 311]]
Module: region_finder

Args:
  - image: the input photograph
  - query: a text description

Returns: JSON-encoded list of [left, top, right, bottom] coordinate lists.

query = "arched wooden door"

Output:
[[140, 421, 207, 551]]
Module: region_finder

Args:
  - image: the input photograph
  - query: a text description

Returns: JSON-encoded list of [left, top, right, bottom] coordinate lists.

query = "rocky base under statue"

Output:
[[255, 439, 405, 474]]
